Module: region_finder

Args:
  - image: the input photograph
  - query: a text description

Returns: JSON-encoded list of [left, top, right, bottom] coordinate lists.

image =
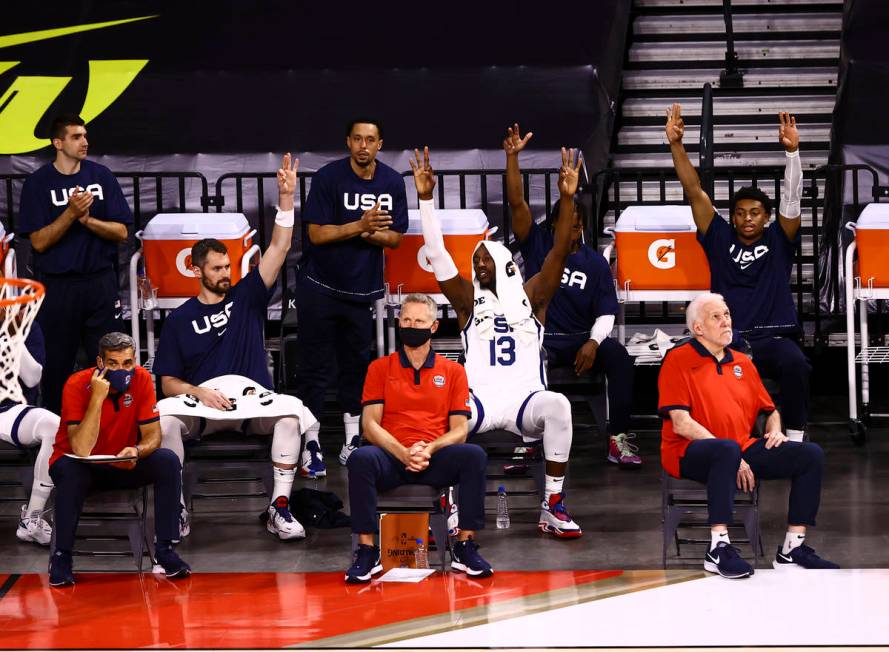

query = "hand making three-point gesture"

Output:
[[778, 111, 799, 153], [409, 146, 436, 201]]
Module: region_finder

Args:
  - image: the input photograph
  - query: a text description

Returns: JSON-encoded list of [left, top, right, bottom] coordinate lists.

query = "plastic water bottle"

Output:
[[414, 538, 429, 569], [496, 485, 510, 529]]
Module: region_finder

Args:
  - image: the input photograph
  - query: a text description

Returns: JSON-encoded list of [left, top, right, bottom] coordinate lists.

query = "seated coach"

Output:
[[48, 332, 189, 587], [345, 293, 492, 583], [658, 293, 837, 579]]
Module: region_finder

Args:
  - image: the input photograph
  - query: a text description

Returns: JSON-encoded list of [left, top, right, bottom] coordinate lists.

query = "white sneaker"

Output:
[[266, 497, 306, 540], [16, 506, 52, 546], [538, 493, 582, 539], [178, 504, 191, 540], [339, 435, 360, 465]]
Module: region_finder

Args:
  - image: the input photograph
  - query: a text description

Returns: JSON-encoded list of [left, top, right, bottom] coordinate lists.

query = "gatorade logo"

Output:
[[175, 248, 196, 278], [647, 238, 676, 270]]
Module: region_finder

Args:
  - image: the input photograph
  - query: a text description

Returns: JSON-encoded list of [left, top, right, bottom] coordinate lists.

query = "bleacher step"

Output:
[[633, 12, 840, 35], [623, 67, 837, 90], [629, 39, 839, 63]]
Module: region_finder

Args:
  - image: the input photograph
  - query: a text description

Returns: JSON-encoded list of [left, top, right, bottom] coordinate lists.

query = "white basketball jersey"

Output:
[[461, 309, 546, 400]]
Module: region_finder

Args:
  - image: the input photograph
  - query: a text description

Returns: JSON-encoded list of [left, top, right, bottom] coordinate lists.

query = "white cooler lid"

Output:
[[142, 213, 250, 240], [615, 205, 695, 232], [405, 208, 489, 236], [855, 203, 889, 229]]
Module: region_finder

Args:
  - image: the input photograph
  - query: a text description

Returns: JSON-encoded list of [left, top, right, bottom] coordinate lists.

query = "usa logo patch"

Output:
[[123, 394, 134, 407], [733, 365, 743, 379], [433, 375, 446, 387]]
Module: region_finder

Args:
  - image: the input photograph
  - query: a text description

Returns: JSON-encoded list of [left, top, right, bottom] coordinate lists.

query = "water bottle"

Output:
[[496, 485, 510, 529], [414, 538, 429, 569]]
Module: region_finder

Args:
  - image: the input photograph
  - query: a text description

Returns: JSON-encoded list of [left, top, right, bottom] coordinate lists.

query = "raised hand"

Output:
[[778, 112, 799, 152], [409, 146, 436, 201], [277, 152, 299, 195], [69, 187, 94, 219], [503, 123, 533, 156], [90, 366, 110, 403], [558, 147, 582, 197], [665, 103, 685, 145]]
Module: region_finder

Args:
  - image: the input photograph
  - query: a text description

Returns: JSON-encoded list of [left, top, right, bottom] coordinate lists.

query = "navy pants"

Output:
[[38, 270, 121, 413], [293, 282, 373, 418], [49, 448, 181, 551], [748, 336, 811, 430], [679, 438, 824, 526], [347, 444, 487, 534], [545, 336, 634, 435]]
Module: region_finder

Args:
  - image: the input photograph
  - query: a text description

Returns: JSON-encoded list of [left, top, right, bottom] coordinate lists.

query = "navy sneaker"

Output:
[[155, 545, 192, 579], [345, 544, 383, 584], [773, 544, 840, 570], [48, 550, 74, 587], [451, 538, 493, 578], [704, 542, 754, 579]]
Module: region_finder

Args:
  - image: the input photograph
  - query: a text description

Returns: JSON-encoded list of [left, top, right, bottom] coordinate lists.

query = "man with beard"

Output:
[[153, 153, 313, 541], [293, 118, 408, 479]]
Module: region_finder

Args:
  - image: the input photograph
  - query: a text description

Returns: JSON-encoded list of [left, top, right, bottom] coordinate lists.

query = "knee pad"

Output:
[[271, 417, 301, 465]]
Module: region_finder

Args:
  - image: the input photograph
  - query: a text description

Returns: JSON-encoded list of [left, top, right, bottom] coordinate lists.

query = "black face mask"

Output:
[[400, 326, 433, 347]]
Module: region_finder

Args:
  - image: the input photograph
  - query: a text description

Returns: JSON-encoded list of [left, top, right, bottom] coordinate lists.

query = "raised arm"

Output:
[[667, 103, 716, 233], [524, 147, 581, 317], [503, 123, 534, 243], [409, 147, 474, 325], [68, 368, 109, 457], [777, 111, 802, 241], [258, 152, 297, 289]]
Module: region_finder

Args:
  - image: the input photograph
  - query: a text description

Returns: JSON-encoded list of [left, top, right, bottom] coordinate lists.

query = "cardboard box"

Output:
[[378, 512, 429, 571]]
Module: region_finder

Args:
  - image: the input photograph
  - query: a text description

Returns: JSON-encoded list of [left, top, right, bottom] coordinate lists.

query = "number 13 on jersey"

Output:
[[489, 336, 516, 366]]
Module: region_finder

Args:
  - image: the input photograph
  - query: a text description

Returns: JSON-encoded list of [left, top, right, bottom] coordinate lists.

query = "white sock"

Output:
[[305, 423, 320, 445], [710, 530, 730, 551], [544, 475, 565, 503], [272, 466, 296, 502], [782, 531, 806, 555], [786, 429, 805, 442], [27, 419, 57, 514], [344, 412, 359, 444]]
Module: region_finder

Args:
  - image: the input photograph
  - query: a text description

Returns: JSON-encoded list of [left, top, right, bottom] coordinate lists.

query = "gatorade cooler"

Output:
[[384, 209, 489, 294], [614, 205, 710, 291], [140, 213, 255, 297], [854, 203, 889, 287]]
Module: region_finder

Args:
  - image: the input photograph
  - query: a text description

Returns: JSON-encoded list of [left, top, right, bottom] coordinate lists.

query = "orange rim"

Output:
[[0, 278, 45, 307]]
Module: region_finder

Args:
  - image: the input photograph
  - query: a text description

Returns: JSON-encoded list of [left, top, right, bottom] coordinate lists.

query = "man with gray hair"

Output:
[[47, 332, 189, 586], [344, 293, 492, 583], [658, 294, 836, 579]]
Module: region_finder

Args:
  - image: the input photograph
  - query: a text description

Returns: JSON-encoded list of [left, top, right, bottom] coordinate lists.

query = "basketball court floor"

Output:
[[1, 401, 887, 650]]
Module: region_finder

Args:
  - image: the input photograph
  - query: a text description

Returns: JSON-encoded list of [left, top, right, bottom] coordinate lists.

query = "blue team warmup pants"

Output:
[[679, 438, 824, 526], [747, 336, 811, 431], [293, 283, 373, 419], [347, 444, 487, 534], [545, 336, 634, 435], [49, 448, 182, 551], [37, 270, 122, 413]]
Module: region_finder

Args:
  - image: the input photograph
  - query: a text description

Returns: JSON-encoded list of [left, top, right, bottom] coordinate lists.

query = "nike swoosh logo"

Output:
[[217, 328, 227, 337], [707, 554, 720, 564], [777, 552, 794, 562], [739, 262, 754, 270], [0, 15, 158, 50]]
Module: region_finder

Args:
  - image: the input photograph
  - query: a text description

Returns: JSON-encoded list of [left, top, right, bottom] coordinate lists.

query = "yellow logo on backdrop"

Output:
[[0, 15, 157, 154]]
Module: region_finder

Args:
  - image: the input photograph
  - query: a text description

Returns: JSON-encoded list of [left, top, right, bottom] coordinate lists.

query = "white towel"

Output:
[[471, 240, 537, 343]]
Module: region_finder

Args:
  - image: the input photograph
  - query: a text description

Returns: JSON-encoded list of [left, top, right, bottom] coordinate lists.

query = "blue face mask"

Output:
[[101, 366, 133, 393]]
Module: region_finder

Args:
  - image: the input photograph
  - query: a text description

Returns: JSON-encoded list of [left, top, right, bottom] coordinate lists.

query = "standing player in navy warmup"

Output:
[[667, 105, 810, 442], [504, 124, 639, 468], [294, 118, 408, 477], [154, 153, 310, 540], [18, 114, 131, 413], [0, 322, 58, 545]]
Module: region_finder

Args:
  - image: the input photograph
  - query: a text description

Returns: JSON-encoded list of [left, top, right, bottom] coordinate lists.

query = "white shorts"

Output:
[[0, 404, 55, 448], [468, 390, 545, 442], [174, 415, 290, 441]]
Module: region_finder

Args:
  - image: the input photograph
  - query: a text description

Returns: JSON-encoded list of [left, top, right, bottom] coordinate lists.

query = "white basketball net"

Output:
[[0, 279, 45, 406]]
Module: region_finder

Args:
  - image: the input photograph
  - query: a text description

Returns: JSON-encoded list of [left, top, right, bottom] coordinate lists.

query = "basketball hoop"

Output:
[[0, 278, 45, 405]]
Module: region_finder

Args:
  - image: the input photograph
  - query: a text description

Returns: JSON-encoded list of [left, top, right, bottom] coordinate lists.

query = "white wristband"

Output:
[[275, 207, 294, 228], [590, 314, 615, 344]]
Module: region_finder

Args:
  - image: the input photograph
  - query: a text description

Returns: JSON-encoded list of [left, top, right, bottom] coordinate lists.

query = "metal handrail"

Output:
[[720, 0, 744, 88]]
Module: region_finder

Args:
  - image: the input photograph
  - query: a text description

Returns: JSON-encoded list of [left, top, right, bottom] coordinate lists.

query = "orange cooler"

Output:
[[140, 213, 253, 297], [614, 205, 710, 291], [385, 209, 489, 294], [854, 204, 889, 287]]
